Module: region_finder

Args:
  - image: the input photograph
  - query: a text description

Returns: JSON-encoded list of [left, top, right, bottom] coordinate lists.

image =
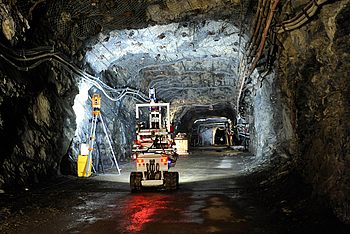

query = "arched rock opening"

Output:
[[0, 0, 349, 224], [71, 18, 255, 167], [214, 128, 227, 145]]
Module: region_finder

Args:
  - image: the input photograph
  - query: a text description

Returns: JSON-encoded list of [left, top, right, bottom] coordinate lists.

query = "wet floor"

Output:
[[72, 149, 256, 234], [1, 149, 350, 233]]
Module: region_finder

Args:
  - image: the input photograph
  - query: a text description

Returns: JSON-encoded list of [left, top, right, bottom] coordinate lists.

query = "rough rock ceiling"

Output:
[[0, 0, 333, 121], [8, 0, 252, 124], [44, 0, 250, 38], [84, 20, 245, 116]]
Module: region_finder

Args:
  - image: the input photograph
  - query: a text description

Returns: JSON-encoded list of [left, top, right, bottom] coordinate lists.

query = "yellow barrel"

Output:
[[77, 155, 92, 177]]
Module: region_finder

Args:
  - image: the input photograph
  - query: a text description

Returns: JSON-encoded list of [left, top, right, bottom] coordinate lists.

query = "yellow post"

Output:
[[77, 155, 92, 177], [77, 144, 92, 177]]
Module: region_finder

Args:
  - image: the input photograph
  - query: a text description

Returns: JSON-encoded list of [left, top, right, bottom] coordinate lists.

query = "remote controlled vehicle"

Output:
[[130, 88, 179, 191]]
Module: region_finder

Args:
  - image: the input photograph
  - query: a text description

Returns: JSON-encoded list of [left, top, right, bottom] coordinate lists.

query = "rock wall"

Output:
[[278, 0, 350, 223], [0, 0, 255, 187], [71, 89, 137, 172], [249, 71, 296, 164], [0, 1, 79, 188], [0, 62, 77, 188], [2, 0, 349, 225]]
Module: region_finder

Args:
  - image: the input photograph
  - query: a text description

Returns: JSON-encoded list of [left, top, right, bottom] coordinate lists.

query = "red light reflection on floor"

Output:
[[124, 194, 169, 232]]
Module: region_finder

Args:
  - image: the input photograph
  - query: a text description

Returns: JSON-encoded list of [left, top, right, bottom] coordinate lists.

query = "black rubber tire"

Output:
[[130, 172, 142, 192], [164, 172, 178, 191], [163, 172, 171, 190], [174, 172, 179, 189]]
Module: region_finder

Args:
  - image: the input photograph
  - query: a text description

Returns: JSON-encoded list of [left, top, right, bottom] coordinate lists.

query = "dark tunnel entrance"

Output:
[[214, 128, 227, 145], [187, 116, 233, 147]]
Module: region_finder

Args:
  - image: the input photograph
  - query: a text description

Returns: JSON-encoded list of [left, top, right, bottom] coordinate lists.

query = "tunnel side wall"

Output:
[[71, 93, 136, 171], [249, 72, 296, 165], [0, 63, 78, 188], [278, 0, 350, 223]]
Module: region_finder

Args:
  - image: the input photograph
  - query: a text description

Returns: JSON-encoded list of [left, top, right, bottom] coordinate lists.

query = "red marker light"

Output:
[[161, 157, 168, 164], [137, 158, 144, 164]]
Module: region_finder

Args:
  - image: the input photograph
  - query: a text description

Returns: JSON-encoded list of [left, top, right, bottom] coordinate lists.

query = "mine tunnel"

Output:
[[1, 0, 350, 233]]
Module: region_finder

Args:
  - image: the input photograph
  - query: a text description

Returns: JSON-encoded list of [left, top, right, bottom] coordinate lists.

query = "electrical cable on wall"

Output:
[[0, 42, 148, 103]]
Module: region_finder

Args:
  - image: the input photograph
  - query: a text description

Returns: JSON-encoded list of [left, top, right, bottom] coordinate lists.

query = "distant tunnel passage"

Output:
[[214, 128, 227, 145]]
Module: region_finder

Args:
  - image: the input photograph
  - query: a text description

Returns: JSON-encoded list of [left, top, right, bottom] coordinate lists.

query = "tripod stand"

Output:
[[85, 94, 121, 176]]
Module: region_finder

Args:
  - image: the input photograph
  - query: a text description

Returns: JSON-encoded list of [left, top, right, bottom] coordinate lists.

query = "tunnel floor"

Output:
[[1, 149, 350, 233]]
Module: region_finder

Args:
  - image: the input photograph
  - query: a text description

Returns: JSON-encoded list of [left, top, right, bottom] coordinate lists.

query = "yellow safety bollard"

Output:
[[77, 144, 92, 177]]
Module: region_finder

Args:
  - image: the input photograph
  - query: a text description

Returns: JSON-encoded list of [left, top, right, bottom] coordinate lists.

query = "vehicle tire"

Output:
[[174, 172, 179, 189], [130, 172, 142, 192], [164, 172, 178, 190], [163, 172, 171, 191]]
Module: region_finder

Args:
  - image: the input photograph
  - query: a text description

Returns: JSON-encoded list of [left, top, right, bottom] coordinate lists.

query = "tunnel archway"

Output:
[[0, 0, 350, 226], [214, 128, 226, 145], [186, 116, 232, 147], [0, 0, 269, 189], [73, 18, 255, 162], [170, 101, 238, 149]]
